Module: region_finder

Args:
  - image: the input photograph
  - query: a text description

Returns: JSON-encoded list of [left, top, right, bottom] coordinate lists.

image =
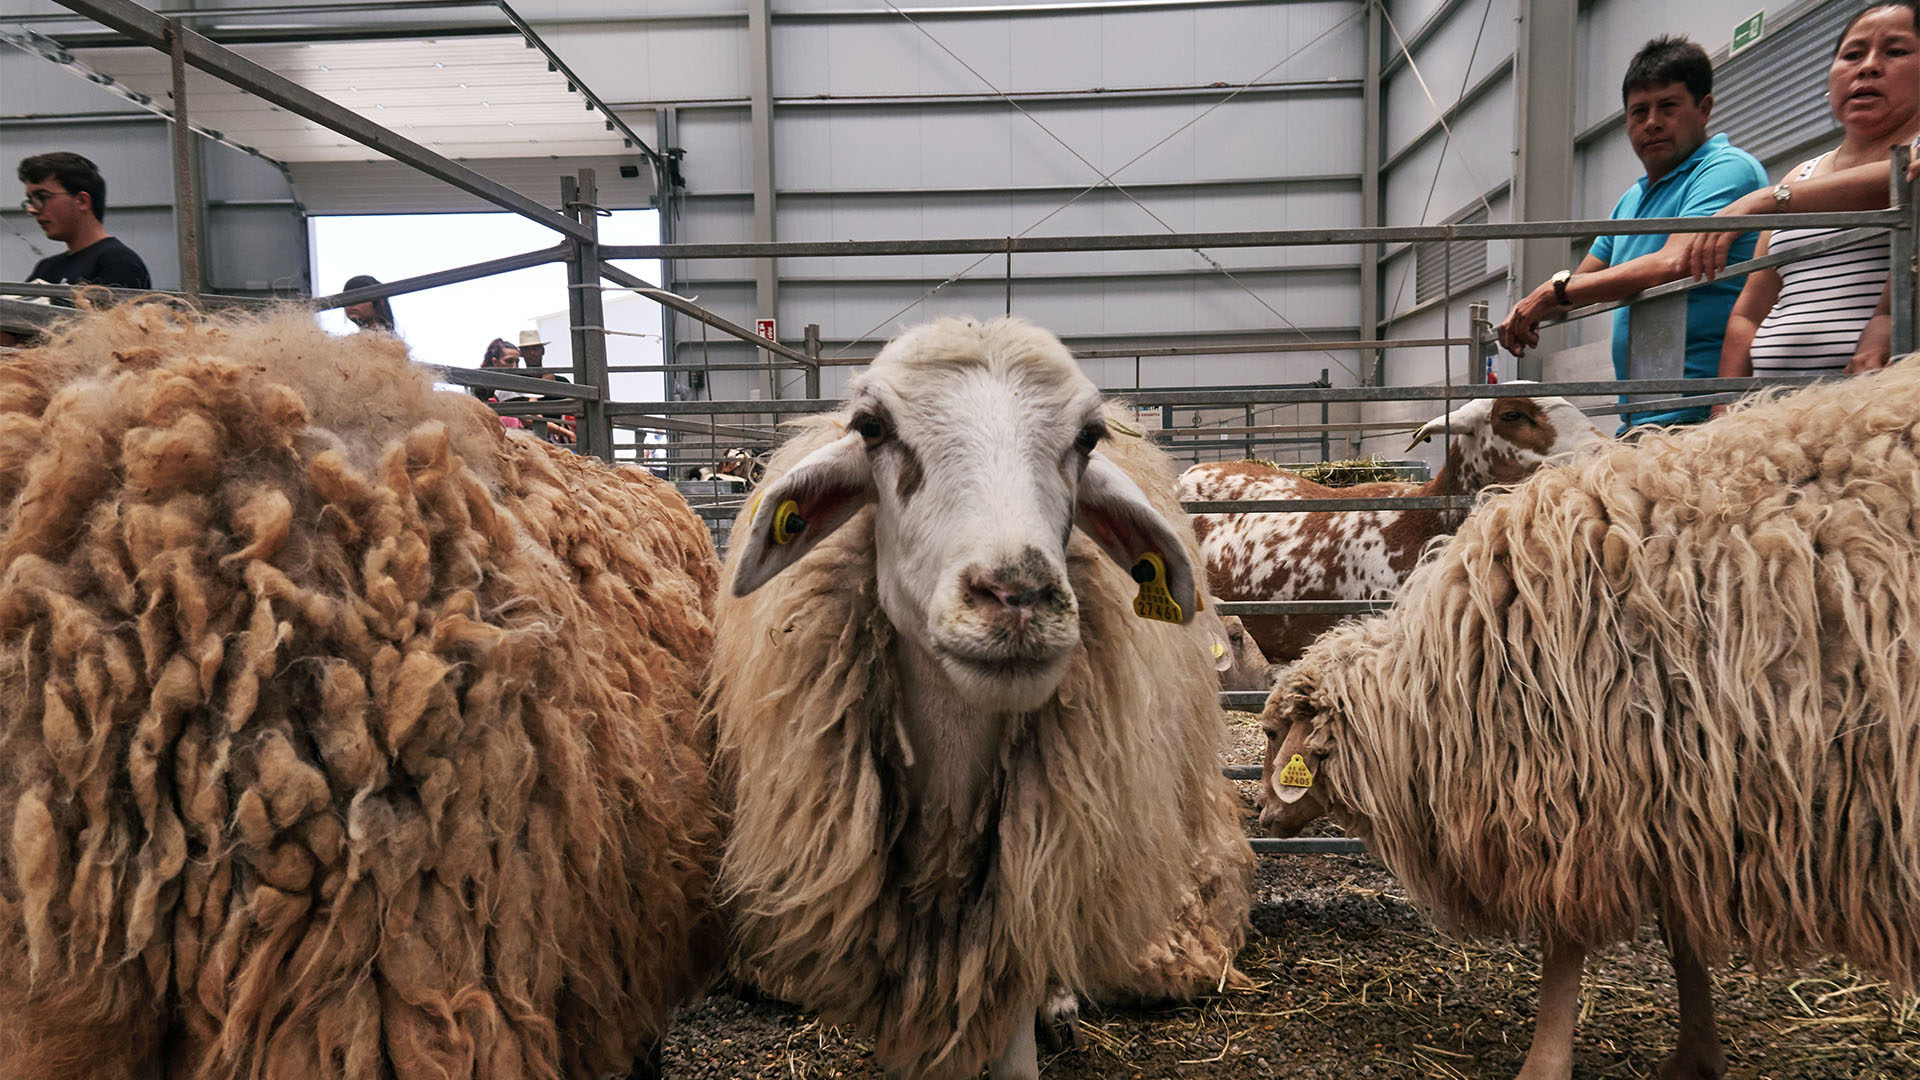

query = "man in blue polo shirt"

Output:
[[1497, 36, 1767, 429]]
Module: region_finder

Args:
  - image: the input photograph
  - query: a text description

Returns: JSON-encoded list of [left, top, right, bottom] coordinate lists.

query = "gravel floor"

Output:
[[660, 714, 1919, 1079]]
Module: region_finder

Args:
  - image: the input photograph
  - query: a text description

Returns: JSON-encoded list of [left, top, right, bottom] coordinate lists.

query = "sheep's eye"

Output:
[[1499, 410, 1528, 424], [852, 414, 888, 446], [1073, 422, 1107, 454]]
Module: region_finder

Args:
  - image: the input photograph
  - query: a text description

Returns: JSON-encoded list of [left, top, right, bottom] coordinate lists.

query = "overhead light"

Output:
[[319, 64, 330, 72], [433, 61, 444, 69], [458, 82, 468, 89]]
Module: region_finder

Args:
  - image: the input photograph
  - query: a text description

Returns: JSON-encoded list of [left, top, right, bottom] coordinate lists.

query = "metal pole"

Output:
[[1468, 301, 1490, 384], [166, 18, 199, 302], [1891, 144, 1916, 358], [1359, 0, 1383, 391], [804, 322, 822, 401], [564, 171, 614, 461], [56, 0, 594, 243]]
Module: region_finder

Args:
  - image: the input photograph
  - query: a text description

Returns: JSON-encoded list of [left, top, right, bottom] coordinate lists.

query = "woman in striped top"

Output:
[[1716, 2, 1918, 387]]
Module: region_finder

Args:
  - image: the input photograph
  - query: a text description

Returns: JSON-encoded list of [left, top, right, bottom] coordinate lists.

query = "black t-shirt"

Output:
[[27, 237, 152, 290]]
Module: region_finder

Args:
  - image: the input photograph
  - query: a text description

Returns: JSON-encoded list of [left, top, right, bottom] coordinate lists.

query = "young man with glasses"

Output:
[[16, 152, 151, 292]]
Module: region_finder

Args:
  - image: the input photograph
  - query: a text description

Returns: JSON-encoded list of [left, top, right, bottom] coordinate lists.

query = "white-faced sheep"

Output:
[[711, 317, 1254, 1080], [1182, 392, 1607, 660], [1261, 361, 1920, 1079], [0, 304, 723, 1079]]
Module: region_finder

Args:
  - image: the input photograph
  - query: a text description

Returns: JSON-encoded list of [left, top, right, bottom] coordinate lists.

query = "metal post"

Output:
[[1359, 0, 1383, 390], [1243, 404, 1255, 461], [804, 322, 822, 401], [166, 19, 200, 302], [1891, 144, 1916, 358], [563, 171, 613, 461], [1468, 301, 1490, 383], [746, 0, 779, 402], [1510, 0, 1578, 379]]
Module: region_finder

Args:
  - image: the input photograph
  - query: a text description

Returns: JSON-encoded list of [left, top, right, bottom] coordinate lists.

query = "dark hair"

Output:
[[1834, 1, 1919, 55], [1621, 35, 1714, 106], [341, 274, 396, 332], [482, 337, 519, 367], [16, 151, 109, 222]]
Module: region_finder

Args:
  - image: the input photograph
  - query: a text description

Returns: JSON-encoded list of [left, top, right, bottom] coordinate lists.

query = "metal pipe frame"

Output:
[[598, 261, 817, 368], [310, 247, 568, 310], [0, 281, 279, 308], [607, 375, 1827, 417], [52, 0, 595, 244], [598, 209, 1900, 260]]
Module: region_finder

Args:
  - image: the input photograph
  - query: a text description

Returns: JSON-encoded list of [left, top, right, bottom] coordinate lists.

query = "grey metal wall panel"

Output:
[[1, 116, 176, 210], [1576, 0, 1793, 133], [1711, 0, 1852, 172], [537, 23, 747, 104], [771, 95, 1360, 193], [1381, 79, 1512, 227], [1382, 0, 1514, 155], [0, 44, 148, 116], [287, 153, 655, 214], [676, 108, 753, 191], [204, 204, 307, 292]]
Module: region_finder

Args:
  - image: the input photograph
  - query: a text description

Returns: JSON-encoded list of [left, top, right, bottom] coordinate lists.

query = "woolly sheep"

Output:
[[0, 305, 723, 1079], [1262, 362, 1920, 1079], [712, 317, 1254, 1080]]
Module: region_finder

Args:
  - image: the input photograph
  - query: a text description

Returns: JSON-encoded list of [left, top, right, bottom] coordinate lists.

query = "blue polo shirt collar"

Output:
[[1637, 133, 1731, 196]]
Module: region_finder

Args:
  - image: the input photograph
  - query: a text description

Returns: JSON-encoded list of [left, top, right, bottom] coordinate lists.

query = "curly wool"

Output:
[[0, 304, 723, 1079], [712, 408, 1253, 1079], [1273, 361, 1920, 979]]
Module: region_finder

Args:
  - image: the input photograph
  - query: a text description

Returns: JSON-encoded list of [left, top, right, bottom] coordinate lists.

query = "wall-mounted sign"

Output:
[[755, 318, 777, 341], [1731, 11, 1764, 55]]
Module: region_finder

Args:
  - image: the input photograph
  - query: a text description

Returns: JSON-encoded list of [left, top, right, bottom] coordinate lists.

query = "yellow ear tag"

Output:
[[1210, 642, 1226, 660], [1130, 552, 1183, 623], [771, 500, 807, 545], [1277, 754, 1314, 789]]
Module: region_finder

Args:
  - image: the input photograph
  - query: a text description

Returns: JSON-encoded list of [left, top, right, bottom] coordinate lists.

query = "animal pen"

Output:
[[4, 0, 1917, 865]]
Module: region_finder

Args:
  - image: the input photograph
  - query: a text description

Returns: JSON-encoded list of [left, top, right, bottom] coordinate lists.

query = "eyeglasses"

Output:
[[20, 189, 71, 212]]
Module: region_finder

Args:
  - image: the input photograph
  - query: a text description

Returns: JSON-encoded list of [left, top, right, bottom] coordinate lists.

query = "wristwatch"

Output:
[[1772, 181, 1792, 208], [1551, 269, 1574, 306]]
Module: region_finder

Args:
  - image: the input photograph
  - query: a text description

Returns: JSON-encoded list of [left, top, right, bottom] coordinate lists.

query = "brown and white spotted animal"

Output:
[[1181, 394, 1607, 661]]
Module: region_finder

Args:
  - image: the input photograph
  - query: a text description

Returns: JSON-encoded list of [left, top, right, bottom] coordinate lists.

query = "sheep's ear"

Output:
[[1193, 607, 1235, 672], [1074, 450, 1198, 626], [730, 432, 874, 596]]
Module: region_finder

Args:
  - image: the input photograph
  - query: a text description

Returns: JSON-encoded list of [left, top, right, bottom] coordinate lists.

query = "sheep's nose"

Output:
[[962, 564, 1062, 620]]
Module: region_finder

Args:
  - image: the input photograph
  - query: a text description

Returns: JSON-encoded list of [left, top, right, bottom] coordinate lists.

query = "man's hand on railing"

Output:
[[1682, 188, 1774, 282], [1495, 280, 1567, 357]]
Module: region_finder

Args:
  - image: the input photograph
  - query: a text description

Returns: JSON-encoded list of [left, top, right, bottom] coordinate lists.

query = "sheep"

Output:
[[1197, 610, 1275, 692], [1183, 391, 1608, 661], [711, 316, 1254, 1080], [0, 304, 723, 1080], [1260, 361, 1920, 1080]]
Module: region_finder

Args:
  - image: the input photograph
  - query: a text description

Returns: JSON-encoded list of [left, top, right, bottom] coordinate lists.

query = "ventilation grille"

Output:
[[1414, 206, 1489, 305], [1712, 0, 1851, 169]]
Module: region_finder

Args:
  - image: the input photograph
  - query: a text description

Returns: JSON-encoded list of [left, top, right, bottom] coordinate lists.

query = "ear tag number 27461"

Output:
[[1130, 552, 1184, 623]]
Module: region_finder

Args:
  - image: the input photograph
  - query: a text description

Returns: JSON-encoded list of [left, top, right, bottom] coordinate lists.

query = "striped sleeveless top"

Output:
[[1748, 153, 1890, 379]]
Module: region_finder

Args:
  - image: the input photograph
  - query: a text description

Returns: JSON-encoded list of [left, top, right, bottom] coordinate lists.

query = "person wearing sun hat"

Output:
[[514, 326, 575, 445]]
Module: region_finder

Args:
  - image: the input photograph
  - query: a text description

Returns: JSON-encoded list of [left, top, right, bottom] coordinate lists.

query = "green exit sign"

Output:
[[1731, 11, 1764, 54]]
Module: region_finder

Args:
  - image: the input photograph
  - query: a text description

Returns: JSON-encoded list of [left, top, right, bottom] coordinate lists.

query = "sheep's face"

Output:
[[1258, 678, 1332, 836], [731, 318, 1196, 714], [1407, 392, 1609, 491]]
